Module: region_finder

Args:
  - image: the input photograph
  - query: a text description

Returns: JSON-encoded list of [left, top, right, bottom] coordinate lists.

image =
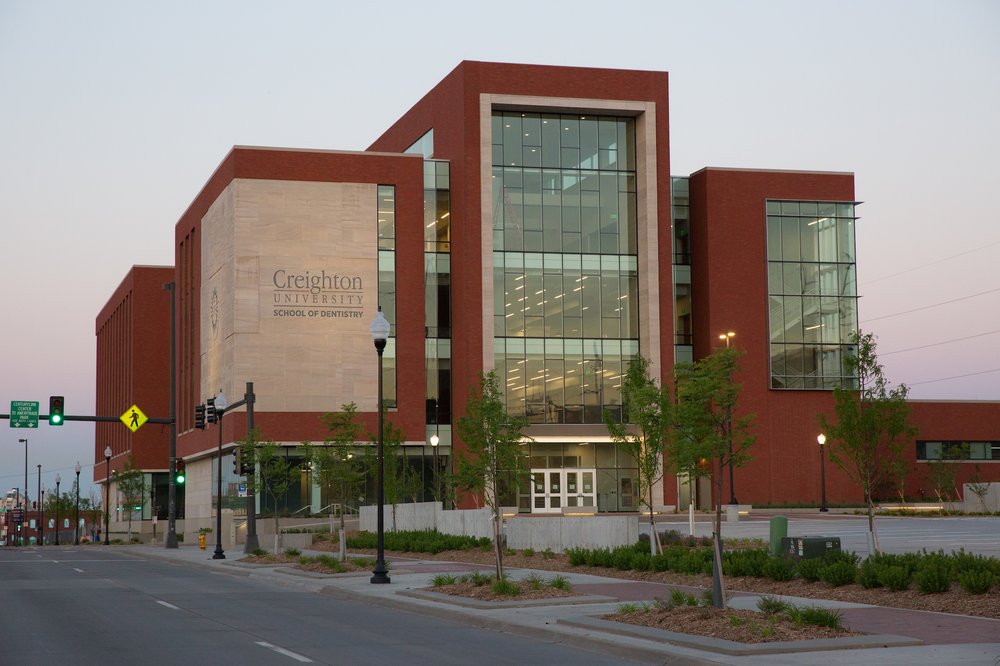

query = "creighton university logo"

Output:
[[271, 269, 365, 319]]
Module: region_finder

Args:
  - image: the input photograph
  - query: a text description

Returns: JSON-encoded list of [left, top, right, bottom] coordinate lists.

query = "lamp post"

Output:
[[817, 434, 829, 512], [19, 438, 27, 546], [718, 331, 737, 505], [104, 446, 112, 545], [37, 464, 43, 546], [74, 462, 81, 545], [370, 307, 391, 584], [213, 390, 228, 560], [430, 434, 440, 503], [54, 474, 61, 545]]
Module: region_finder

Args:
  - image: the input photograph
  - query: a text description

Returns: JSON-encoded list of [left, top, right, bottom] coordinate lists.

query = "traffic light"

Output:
[[194, 404, 206, 430], [206, 397, 217, 424], [232, 449, 241, 476], [49, 396, 65, 426], [175, 460, 186, 485]]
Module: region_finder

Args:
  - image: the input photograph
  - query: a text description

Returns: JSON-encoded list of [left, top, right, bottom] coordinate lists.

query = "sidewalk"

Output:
[[130, 544, 1000, 665]]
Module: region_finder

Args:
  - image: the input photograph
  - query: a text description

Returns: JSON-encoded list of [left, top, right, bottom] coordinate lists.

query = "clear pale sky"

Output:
[[2, 0, 998, 499]]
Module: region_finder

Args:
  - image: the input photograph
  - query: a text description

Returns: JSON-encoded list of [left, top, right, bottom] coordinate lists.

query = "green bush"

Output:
[[491, 577, 520, 596], [251, 548, 268, 557], [756, 596, 790, 615], [723, 549, 768, 578], [346, 530, 491, 554], [431, 574, 456, 587], [525, 573, 544, 590], [796, 558, 824, 582], [958, 569, 994, 594], [797, 606, 843, 629], [820, 562, 856, 587], [915, 561, 951, 593], [522, 548, 535, 557], [284, 547, 301, 558], [461, 571, 493, 587], [630, 552, 652, 571], [548, 574, 571, 591], [878, 565, 911, 592], [858, 561, 884, 589], [762, 556, 796, 582]]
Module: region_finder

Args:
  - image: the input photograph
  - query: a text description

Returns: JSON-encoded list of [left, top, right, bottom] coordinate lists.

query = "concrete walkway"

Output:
[[124, 543, 1000, 665]]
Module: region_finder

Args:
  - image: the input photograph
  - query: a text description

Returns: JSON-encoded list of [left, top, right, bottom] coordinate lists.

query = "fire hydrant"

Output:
[[198, 533, 206, 550]]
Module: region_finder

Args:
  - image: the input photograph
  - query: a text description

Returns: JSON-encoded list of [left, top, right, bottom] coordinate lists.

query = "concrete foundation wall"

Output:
[[963, 482, 1000, 512]]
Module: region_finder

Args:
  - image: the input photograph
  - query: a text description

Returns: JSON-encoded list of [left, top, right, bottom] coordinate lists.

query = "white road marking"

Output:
[[156, 600, 180, 610], [256, 641, 313, 662], [73, 568, 84, 573]]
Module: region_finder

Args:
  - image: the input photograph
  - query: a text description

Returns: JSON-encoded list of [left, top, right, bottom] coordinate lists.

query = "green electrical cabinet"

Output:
[[780, 536, 841, 560]]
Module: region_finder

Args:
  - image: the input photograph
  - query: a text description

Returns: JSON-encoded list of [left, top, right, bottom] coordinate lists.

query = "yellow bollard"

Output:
[[198, 533, 206, 550]]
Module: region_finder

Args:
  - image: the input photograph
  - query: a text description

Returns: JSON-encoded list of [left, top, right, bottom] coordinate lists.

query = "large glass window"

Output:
[[378, 185, 397, 407], [766, 200, 859, 389]]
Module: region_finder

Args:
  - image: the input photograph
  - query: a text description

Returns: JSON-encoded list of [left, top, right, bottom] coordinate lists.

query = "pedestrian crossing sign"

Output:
[[120, 404, 148, 432]]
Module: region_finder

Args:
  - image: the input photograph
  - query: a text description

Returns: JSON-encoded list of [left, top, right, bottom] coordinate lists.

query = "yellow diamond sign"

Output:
[[120, 405, 148, 432]]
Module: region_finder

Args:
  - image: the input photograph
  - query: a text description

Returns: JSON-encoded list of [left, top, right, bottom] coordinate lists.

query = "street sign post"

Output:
[[10, 401, 39, 428]]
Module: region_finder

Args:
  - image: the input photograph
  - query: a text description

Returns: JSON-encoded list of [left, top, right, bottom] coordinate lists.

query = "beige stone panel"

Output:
[[201, 179, 380, 414], [480, 94, 662, 379]]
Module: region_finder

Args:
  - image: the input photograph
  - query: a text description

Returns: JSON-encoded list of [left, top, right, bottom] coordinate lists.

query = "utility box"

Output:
[[780, 536, 841, 561]]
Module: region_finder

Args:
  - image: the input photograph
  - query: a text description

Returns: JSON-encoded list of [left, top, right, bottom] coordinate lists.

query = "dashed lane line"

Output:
[[256, 641, 313, 663]]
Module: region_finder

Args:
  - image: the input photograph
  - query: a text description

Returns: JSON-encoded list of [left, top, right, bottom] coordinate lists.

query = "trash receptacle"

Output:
[[198, 533, 206, 550], [769, 516, 788, 556]]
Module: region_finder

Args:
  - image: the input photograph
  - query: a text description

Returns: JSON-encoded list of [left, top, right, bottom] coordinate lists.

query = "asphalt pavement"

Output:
[[116, 536, 1000, 666]]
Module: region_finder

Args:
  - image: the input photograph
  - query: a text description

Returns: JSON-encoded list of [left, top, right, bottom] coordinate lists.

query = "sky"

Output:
[[1, 0, 998, 500]]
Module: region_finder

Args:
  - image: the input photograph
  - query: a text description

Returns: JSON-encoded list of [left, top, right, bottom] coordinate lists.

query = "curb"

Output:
[[560, 615, 923, 656], [398, 588, 617, 609]]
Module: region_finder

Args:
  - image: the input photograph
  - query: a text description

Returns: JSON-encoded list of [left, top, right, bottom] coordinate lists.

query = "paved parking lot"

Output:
[[654, 514, 1000, 557]]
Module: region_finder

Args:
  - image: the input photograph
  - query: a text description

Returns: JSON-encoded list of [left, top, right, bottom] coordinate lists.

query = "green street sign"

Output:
[[10, 401, 39, 428]]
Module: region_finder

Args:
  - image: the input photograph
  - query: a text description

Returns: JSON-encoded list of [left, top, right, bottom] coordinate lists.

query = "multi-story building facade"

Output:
[[95, 61, 998, 523]]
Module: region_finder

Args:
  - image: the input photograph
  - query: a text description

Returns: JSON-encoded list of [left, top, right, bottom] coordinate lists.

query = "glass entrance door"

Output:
[[530, 468, 596, 513]]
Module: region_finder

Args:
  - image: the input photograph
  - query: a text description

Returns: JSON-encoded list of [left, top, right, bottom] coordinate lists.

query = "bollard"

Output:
[[769, 515, 788, 557], [198, 533, 206, 550]]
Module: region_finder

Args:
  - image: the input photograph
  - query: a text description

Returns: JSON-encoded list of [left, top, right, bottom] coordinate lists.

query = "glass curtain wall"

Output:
[[766, 200, 859, 389], [492, 111, 639, 425], [671, 177, 693, 365], [377, 185, 397, 406]]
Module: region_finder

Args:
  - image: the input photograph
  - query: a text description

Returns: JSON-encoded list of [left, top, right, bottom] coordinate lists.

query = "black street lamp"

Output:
[[213, 390, 228, 560], [74, 462, 81, 545], [370, 307, 391, 584], [54, 474, 61, 545], [37, 464, 43, 546], [818, 434, 829, 512], [430, 434, 440, 503], [104, 446, 112, 545]]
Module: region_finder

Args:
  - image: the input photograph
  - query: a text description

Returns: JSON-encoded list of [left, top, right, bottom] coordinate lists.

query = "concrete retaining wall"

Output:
[[963, 482, 1000, 512]]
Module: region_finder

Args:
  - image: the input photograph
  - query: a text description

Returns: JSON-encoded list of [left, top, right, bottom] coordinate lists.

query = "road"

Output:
[[0, 546, 638, 665]]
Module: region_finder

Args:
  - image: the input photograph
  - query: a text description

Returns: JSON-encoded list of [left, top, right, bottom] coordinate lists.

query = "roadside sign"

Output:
[[238, 483, 247, 498], [10, 509, 24, 523], [120, 404, 148, 432], [10, 401, 39, 428]]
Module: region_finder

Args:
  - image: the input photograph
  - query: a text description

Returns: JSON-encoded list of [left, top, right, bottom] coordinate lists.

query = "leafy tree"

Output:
[[305, 403, 366, 560], [115, 458, 146, 543], [926, 442, 968, 508], [672, 347, 755, 608], [819, 331, 916, 553], [455, 370, 531, 580], [604, 355, 672, 555], [240, 430, 294, 552]]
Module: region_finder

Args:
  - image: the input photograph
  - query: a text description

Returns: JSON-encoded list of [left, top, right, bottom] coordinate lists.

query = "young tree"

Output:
[[115, 458, 146, 543], [455, 370, 531, 580], [967, 465, 993, 513], [604, 355, 672, 555], [673, 347, 755, 608], [373, 411, 412, 532], [305, 402, 366, 560], [819, 331, 916, 554], [240, 432, 294, 552], [926, 442, 968, 509]]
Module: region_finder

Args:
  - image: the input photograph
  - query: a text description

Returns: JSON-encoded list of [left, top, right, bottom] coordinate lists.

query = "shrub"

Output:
[[548, 575, 571, 591], [756, 596, 790, 615], [723, 549, 768, 578], [958, 569, 995, 594], [565, 547, 588, 567], [542, 548, 556, 559], [878, 565, 911, 592], [823, 549, 860, 567], [762, 556, 796, 582], [522, 548, 535, 557], [284, 547, 301, 558], [915, 561, 951, 594], [820, 562, 856, 587], [668, 589, 691, 608], [251, 548, 268, 557], [796, 558, 824, 582], [463, 571, 492, 587], [858, 561, 884, 589], [798, 606, 843, 629], [346, 530, 491, 554], [617, 602, 641, 614], [630, 552, 652, 571], [491, 578, 520, 596], [431, 574, 457, 587], [700, 588, 713, 607]]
